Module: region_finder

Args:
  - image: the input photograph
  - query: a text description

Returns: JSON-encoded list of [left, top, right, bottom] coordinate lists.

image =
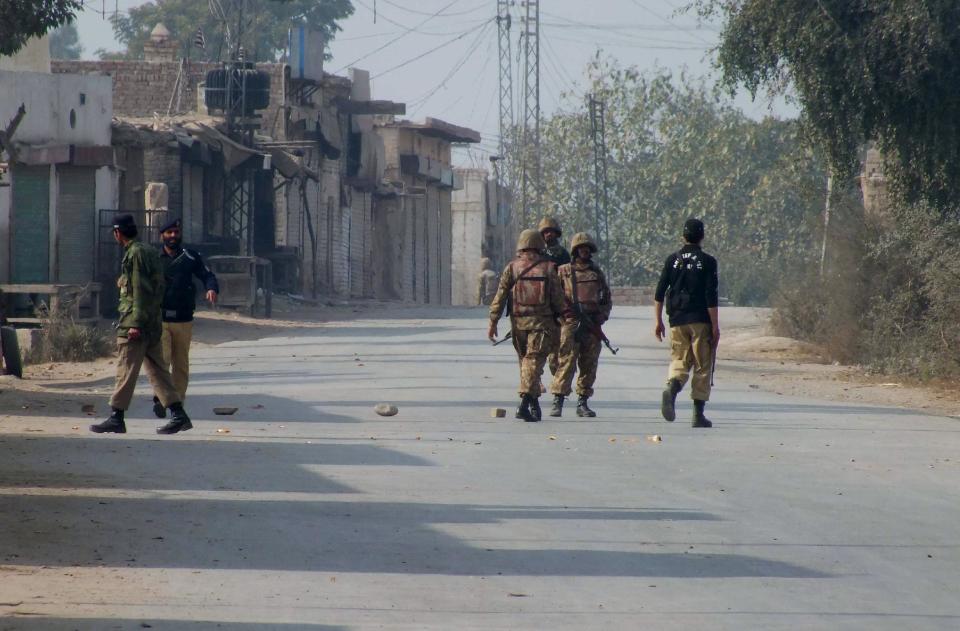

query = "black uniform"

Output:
[[654, 244, 719, 327], [159, 247, 219, 323], [543, 242, 571, 268]]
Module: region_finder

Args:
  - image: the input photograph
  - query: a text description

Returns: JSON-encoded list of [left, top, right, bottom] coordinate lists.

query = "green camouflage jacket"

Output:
[[117, 239, 164, 339]]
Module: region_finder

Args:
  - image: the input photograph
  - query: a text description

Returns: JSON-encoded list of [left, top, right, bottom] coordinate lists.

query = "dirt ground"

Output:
[[2, 301, 960, 427]]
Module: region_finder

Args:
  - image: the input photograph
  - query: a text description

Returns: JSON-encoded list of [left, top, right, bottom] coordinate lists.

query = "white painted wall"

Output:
[[0, 71, 112, 147], [451, 168, 488, 306], [0, 35, 51, 73]]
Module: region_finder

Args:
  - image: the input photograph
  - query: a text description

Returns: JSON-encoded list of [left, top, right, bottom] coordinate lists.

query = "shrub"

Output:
[[26, 295, 113, 364]]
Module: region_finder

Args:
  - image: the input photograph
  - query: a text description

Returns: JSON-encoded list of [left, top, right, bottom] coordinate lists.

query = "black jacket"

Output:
[[654, 244, 718, 327], [159, 246, 219, 323], [543, 242, 571, 268]]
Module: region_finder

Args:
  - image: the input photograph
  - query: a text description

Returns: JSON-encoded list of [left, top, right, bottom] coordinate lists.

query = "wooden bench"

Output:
[[0, 283, 102, 324]]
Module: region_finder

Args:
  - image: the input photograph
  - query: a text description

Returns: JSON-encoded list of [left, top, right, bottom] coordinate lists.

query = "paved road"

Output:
[[2, 306, 959, 630]]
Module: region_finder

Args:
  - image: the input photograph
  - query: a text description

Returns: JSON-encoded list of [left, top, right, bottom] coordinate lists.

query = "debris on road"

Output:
[[216, 428, 231, 434], [81, 404, 95, 415], [375, 403, 399, 416], [213, 407, 239, 415], [647, 435, 663, 443], [548, 435, 557, 440], [490, 408, 506, 417]]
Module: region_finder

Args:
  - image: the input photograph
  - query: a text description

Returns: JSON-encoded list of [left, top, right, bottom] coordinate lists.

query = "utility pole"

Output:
[[588, 94, 610, 275], [519, 0, 540, 225], [496, 0, 513, 182], [820, 171, 833, 277]]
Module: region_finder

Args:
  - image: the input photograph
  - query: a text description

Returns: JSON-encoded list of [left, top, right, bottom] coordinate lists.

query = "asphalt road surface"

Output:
[[2, 306, 959, 630]]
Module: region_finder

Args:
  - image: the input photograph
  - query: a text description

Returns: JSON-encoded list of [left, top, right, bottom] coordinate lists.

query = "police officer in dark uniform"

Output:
[[654, 218, 720, 428], [151, 217, 219, 419]]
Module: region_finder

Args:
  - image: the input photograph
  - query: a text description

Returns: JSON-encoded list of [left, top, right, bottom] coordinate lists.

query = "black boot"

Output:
[[576, 396, 596, 418], [157, 402, 193, 434], [692, 400, 713, 428], [90, 408, 126, 434], [515, 395, 538, 422], [529, 396, 542, 421], [661, 379, 682, 422], [549, 395, 564, 417], [152, 396, 167, 419]]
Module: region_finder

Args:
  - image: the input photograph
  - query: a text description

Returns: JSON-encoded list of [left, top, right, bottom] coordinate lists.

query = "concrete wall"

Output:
[[0, 71, 115, 283], [0, 71, 112, 146], [0, 35, 51, 73], [451, 169, 488, 305]]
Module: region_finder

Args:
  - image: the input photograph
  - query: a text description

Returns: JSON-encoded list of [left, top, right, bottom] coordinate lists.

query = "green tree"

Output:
[[50, 21, 83, 59], [698, 0, 960, 208], [110, 0, 353, 62], [0, 0, 82, 56], [515, 60, 824, 304]]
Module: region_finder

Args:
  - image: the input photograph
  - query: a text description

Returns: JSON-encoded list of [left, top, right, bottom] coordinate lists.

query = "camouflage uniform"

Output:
[[551, 236, 612, 399], [477, 257, 499, 306], [538, 217, 570, 377], [109, 239, 181, 411], [489, 234, 566, 398]]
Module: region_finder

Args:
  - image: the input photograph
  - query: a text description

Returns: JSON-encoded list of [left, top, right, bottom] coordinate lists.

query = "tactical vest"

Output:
[[568, 265, 604, 313], [510, 258, 552, 316]]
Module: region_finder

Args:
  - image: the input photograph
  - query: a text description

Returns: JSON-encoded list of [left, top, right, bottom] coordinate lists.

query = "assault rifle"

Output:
[[492, 331, 513, 346], [574, 305, 619, 355]]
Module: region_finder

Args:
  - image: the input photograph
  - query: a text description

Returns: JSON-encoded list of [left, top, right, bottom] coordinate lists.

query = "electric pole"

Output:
[[496, 0, 513, 182], [589, 93, 610, 275], [519, 0, 540, 225]]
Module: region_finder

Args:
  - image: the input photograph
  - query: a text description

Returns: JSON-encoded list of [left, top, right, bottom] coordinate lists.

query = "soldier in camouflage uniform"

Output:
[[538, 216, 570, 381], [488, 229, 566, 422], [477, 257, 499, 306], [550, 233, 613, 418], [90, 214, 193, 435]]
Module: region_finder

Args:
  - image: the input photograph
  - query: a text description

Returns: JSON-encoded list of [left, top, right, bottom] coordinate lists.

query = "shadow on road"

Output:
[[1, 619, 346, 630]]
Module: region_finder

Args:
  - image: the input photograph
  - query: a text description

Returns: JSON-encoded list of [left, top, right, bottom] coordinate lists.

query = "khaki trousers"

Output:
[[109, 335, 181, 411], [668, 322, 714, 401], [512, 328, 555, 397], [161, 321, 194, 400], [551, 323, 603, 398]]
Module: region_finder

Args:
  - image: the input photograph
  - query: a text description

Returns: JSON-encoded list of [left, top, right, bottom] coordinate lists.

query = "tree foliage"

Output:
[[510, 60, 825, 305], [110, 0, 353, 62], [0, 0, 82, 56], [698, 0, 960, 208], [50, 22, 83, 59]]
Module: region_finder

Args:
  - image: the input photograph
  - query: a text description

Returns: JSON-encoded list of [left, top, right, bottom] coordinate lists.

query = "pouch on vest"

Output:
[[665, 252, 692, 316], [573, 268, 602, 312], [511, 260, 547, 315]]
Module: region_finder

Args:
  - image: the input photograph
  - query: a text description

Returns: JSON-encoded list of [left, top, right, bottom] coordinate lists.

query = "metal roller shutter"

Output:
[[56, 166, 96, 283], [11, 165, 50, 283]]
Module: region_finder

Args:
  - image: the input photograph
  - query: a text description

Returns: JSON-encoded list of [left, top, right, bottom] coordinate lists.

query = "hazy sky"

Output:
[[75, 1, 794, 166]]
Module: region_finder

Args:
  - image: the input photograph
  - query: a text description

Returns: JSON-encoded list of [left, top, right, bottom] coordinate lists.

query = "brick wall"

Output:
[[52, 60, 288, 139], [611, 286, 655, 306]]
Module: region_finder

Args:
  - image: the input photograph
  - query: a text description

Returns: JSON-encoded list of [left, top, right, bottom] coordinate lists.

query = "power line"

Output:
[[377, 0, 489, 19], [371, 19, 493, 80], [334, 0, 464, 73], [407, 20, 494, 111], [626, 0, 714, 46]]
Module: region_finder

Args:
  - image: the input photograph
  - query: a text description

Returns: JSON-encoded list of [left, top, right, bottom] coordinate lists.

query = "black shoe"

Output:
[[516, 395, 539, 422], [549, 395, 564, 417], [530, 397, 542, 421], [576, 396, 596, 418], [692, 400, 713, 428], [661, 379, 682, 422], [90, 409, 126, 434], [152, 396, 167, 419], [157, 403, 193, 434]]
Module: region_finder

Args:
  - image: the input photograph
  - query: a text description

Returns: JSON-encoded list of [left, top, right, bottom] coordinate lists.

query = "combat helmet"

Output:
[[537, 216, 562, 236], [569, 232, 598, 254], [516, 228, 546, 252], [480, 257, 493, 270]]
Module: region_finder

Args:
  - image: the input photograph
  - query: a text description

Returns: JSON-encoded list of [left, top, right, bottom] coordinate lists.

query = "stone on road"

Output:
[[1, 306, 959, 630]]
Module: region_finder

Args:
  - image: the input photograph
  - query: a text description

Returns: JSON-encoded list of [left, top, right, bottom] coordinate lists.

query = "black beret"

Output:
[[112, 213, 136, 230], [158, 217, 182, 233]]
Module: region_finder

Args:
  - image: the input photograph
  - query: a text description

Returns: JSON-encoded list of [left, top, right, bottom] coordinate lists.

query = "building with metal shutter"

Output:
[[0, 69, 115, 287]]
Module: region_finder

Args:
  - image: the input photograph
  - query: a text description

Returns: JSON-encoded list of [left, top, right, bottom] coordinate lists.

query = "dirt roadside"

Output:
[[2, 303, 959, 426]]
